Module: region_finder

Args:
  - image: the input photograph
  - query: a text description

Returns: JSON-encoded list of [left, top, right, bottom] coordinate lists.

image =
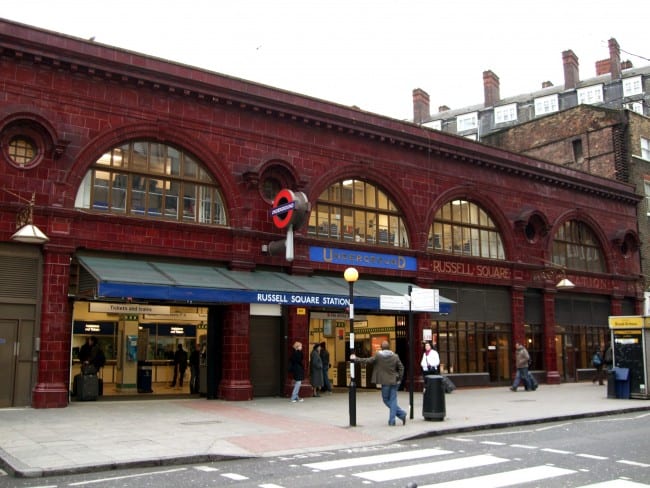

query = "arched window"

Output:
[[428, 199, 505, 259], [307, 179, 409, 247], [75, 141, 227, 225], [552, 220, 605, 272]]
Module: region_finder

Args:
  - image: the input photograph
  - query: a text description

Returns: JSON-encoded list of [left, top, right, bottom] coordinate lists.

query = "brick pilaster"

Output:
[[32, 247, 73, 408]]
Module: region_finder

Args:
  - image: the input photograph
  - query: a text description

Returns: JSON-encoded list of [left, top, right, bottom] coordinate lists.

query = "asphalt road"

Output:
[[2, 412, 648, 488]]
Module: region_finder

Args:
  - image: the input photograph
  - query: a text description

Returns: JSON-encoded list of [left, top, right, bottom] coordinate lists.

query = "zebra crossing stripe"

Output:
[[573, 480, 650, 487], [416, 465, 575, 488], [353, 454, 509, 482], [303, 448, 452, 471]]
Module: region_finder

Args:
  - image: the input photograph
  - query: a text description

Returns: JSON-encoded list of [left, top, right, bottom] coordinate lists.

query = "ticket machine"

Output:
[[608, 316, 650, 399]]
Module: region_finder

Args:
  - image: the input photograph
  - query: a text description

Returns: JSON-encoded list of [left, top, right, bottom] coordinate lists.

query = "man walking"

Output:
[[350, 341, 407, 426], [510, 342, 536, 391]]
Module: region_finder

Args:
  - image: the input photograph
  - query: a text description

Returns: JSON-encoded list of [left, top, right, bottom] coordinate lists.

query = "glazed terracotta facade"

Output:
[[0, 20, 643, 408]]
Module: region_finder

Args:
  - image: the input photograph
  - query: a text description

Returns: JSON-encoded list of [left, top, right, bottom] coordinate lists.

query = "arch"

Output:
[[427, 187, 513, 260], [63, 122, 238, 217], [547, 210, 611, 273], [308, 165, 415, 248]]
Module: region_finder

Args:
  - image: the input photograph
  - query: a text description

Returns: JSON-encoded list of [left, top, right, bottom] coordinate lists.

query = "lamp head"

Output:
[[344, 267, 359, 283]]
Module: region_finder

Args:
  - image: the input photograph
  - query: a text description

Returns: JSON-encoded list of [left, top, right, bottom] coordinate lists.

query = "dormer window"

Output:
[[577, 85, 603, 105]]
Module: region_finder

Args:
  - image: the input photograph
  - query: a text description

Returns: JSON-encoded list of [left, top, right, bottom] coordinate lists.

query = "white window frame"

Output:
[[534, 94, 559, 116], [623, 76, 642, 97], [642, 137, 650, 161], [577, 85, 604, 105], [644, 179, 650, 216], [625, 102, 644, 114], [494, 103, 517, 124], [424, 120, 442, 131], [456, 112, 478, 132]]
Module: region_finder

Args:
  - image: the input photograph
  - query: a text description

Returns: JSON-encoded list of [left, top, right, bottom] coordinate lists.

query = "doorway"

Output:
[[249, 316, 283, 396], [0, 316, 36, 407]]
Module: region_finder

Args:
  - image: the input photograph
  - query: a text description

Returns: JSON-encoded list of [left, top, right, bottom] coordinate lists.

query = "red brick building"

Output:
[[0, 19, 643, 408]]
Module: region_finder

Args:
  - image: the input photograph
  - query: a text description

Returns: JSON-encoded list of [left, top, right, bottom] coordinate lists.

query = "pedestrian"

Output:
[[420, 341, 440, 377], [592, 347, 605, 385], [604, 342, 613, 369], [78, 337, 93, 365], [288, 341, 305, 402], [510, 342, 536, 391], [310, 343, 324, 397], [86, 336, 106, 374], [170, 343, 188, 389], [189, 343, 201, 394], [350, 340, 407, 426], [320, 342, 333, 394]]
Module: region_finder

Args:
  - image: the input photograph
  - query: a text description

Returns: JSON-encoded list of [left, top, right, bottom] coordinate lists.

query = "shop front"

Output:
[[71, 252, 454, 399]]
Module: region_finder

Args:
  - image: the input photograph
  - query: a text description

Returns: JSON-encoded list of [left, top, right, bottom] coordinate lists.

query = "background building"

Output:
[[412, 38, 649, 139], [0, 20, 642, 408]]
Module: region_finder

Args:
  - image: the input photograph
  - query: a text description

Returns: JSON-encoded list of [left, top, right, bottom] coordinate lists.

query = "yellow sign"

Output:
[[296, 308, 306, 315], [608, 315, 650, 329]]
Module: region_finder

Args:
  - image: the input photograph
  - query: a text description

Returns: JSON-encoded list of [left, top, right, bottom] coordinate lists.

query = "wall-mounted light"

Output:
[[531, 258, 575, 290], [1, 189, 49, 244]]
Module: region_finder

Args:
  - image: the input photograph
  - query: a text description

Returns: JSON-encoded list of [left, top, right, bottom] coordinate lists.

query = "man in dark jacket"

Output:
[[189, 343, 201, 394], [170, 344, 188, 389], [351, 341, 407, 426]]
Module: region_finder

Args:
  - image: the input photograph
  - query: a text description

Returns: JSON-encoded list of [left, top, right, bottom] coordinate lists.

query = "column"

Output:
[[543, 289, 561, 384], [218, 304, 253, 400], [115, 316, 139, 392], [32, 247, 73, 408], [284, 307, 309, 397]]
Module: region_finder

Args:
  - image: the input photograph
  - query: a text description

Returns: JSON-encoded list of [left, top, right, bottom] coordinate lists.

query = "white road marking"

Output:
[[353, 454, 508, 482], [573, 480, 650, 487], [542, 448, 573, 454], [481, 441, 507, 446], [577, 453, 609, 460], [617, 459, 650, 468], [259, 484, 286, 488], [445, 436, 475, 442], [303, 448, 452, 471], [194, 465, 219, 472], [417, 465, 575, 488], [68, 468, 187, 485], [510, 444, 538, 449], [221, 472, 249, 480]]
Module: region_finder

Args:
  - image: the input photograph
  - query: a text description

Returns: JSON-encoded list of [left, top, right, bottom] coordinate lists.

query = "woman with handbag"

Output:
[[420, 341, 440, 376]]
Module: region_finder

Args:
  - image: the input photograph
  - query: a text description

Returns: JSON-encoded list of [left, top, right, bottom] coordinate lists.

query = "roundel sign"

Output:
[[271, 189, 309, 230]]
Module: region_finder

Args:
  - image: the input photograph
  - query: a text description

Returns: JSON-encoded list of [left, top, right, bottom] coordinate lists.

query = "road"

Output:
[[1, 412, 649, 487]]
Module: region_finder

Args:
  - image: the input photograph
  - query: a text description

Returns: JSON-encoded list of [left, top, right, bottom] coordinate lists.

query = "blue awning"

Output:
[[76, 254, 453, 313]]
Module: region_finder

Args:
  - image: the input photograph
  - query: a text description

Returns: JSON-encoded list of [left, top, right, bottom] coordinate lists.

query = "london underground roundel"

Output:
[[271, 189, 309, 230]]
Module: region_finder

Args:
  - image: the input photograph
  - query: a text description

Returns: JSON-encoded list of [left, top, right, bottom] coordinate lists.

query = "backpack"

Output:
[[592, 352, 602, 367]]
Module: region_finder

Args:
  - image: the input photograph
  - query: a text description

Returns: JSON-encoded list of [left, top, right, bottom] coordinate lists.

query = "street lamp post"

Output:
[[344, 266, 359, 427]]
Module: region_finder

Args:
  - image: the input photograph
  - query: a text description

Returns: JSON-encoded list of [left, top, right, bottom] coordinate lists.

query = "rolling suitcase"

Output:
[[75, 373, 99, 401]]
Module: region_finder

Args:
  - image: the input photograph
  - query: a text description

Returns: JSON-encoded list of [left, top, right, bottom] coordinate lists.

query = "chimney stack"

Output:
[[438, 105, 450, 113], [608, 38, 621, 79], [541, 81, 554, 89], [483, 70, 500, 107], [562, 50, 579, 89], [412, 88, 430, 124]]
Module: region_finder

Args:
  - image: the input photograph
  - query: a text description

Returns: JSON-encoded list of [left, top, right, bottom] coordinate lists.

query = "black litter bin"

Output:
[[137, 362, 153, 393], [614, 367, 630, 399], [423, 375, 445, 421], [606, 369, 616, 399]]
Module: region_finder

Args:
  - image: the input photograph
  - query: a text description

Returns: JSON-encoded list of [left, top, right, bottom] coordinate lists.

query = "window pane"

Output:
[[164, 181, 179, 219], [149, 143, 166, 175], [111, 173, 127, 213], [93, 170, 110, 210], [131, 142, 148, 171]]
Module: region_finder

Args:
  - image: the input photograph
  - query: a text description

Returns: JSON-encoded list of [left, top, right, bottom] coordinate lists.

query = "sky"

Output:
[[2, 1, 649, 121]]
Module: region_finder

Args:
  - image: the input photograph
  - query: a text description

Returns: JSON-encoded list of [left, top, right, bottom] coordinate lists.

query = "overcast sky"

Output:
[[3, 1, 649, 121]]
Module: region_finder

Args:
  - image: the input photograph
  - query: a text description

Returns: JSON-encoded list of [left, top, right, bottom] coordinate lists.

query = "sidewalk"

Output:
[[1, 382, 648, 478]]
